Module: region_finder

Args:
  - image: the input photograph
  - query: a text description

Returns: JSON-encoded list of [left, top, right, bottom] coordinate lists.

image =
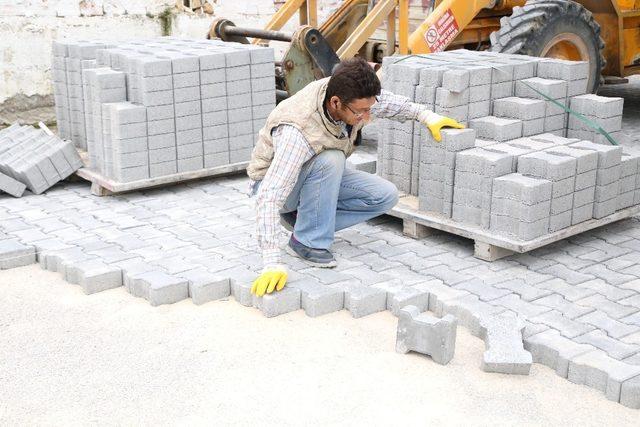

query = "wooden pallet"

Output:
[[389, 194, 640, 261], [75, 160, 248, 196]]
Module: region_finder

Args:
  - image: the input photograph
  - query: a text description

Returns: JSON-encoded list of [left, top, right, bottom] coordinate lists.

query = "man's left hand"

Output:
[[419, 110, 465, 142]]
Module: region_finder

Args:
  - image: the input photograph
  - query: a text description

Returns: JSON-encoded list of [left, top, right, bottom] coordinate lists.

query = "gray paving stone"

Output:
[[533, 294, 595, 319], [396, 306, 457, 365], [576, 310, 639, 339], [389, 287, 431, 316], [291, 278, 345, 317], [342, 284, 388, 318], [75, 259, 123, 294], [574, 330, 639, 360], [529, 310, 595, 339], [493, 279, 553, 302], [620, 375, 640, 408], [135, 270, 189, 306], [412, 279, 470, 313], [181, 268, 230, 305], [0, 239, 36, 269], [453, 278, 513, 302], [535, 278, 596, 302], [576, 294, 639, 320], [622, 311, 640, 328], [480, 313, 532, 375], [422, 265, 476, 286], [492, 294, 552, 319], [253, 287, 301, 317], [436, 293, 506, 337], [568, 350, 640, 403], [524, 329, 595, 378]]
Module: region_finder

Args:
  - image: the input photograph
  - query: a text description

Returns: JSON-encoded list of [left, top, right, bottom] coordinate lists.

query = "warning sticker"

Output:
[[424, 9, 460, 53]]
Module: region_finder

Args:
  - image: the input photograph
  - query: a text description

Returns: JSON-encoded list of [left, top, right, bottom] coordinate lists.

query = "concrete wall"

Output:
[[0, 0, 341, 125]]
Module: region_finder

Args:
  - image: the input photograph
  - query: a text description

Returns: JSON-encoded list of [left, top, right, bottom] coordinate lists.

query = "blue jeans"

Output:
[[278, 149, 398, 250]]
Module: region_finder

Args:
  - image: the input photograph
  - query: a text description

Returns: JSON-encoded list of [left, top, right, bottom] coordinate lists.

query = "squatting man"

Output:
[[247, 57, 463, 297]]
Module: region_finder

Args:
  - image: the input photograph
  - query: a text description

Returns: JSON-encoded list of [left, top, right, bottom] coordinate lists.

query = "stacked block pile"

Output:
[[378, 50, 639, 241], [52, 37, 276, 182], [0, 124, 83, 197]]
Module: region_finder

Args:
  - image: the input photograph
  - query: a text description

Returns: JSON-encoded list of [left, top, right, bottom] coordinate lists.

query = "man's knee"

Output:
[[379, 180, 399, 210], [314, 149, 346, 173]]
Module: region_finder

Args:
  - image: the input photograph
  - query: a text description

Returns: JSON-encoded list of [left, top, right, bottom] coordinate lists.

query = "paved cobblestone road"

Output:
[[2, 78, 640, 407]]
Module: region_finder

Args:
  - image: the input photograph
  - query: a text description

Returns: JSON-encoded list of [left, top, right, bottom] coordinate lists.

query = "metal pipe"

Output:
[[221, 26, 293, 42]]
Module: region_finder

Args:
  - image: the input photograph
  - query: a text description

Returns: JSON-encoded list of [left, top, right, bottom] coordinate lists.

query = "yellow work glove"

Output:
[[251, 265, 288, 297], [419, 110, 465, 142]]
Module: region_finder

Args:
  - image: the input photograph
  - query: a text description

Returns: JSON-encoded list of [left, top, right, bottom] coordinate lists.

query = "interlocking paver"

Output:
[[529, 310, 595, 339], [538, 264, 596, 285], [535, 278, 596, 302], [524, 329, 595, 378], [577, 310, 639, 339], [576, 294, 639, 320], [582, 264, 637, 287], [574, 330, 639, 360], [493, 279, 553, 302], [533, 294, 595, 319], [577, 279, 636, 302], [453, 278, 512, 302]]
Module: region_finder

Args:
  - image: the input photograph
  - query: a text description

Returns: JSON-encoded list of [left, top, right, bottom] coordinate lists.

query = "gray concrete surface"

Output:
[[0, 265, 637, 425]]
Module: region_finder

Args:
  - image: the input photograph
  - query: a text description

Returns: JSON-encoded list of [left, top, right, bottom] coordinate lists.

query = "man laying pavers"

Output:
[[248, 57, 463, 297]]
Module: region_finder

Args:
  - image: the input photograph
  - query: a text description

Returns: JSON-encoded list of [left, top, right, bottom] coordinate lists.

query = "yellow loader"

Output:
[[208, 0, 640, 97]]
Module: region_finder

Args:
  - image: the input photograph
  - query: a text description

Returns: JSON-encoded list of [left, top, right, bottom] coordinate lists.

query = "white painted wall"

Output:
[[0, 0, 342, 123]]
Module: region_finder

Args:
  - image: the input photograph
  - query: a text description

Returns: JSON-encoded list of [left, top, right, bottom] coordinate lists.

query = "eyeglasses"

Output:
[[342, 96, 379, 119]]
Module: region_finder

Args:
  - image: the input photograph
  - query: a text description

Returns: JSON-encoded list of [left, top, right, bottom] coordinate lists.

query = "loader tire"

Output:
[[490, 0, 605, 93]]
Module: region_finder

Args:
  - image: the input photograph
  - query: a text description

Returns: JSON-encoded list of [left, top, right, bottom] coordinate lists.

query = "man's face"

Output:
[[331, 96, 377, 126]]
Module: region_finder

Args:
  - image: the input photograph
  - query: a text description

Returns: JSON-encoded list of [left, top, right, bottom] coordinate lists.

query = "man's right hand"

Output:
[[251, 265, 288, 297]]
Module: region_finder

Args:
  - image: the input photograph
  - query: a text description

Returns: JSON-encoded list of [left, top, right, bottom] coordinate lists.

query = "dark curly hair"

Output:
[[325, 57, 381, 104]]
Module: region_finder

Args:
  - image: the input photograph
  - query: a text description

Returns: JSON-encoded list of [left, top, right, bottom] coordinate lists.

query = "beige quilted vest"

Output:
[[247, 77, 363, 181]]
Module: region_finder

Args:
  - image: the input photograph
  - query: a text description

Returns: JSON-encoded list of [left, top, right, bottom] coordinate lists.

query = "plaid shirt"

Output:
[[253, 89, 427, 269]]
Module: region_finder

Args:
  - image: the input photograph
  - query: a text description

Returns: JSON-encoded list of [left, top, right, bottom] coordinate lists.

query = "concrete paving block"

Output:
[[467, 100, 491, 120], [595, 165, 621, 186], [442, 69, 470, 92], [572, 203, 594, 225], [436, 87, 469, 107], [545, 145, 598, 173], [515, 77, 567, 100], [569, 115, 622, 133], [253, 286, 301, 317], [436, 293, 506, 337], [76, 259, 123, 294], [227, 267, 257, 307], [524, 329, 595, 378], [135, 270, 189, 306], [200, 68, 226, 85], [593, 198, 618, 219], [455, 147, 514, 177], [538, 58, 588, 81], [568, 350, 640, 403], [140, 75, 173, 93], [469, 116, 522, 142], [0, 240, 36, 269], [469, 84, 490, 103], [573, 186, 596, 207], [490, 81, 514, 100], [181, 268, 230, 305], [439, 128, 476, 152], [551, 193, 574, 214], [517, 151, 577, 181], [479, 313, 532, 375], [0, 171, 26, 197], [172, 71, 200, 89], [291, 279, 345, 317], [396, 306, 457, 365], [148, 133, 175, 150], [176, 114, 202, 132], [491, 197, 551, 222], [177, 128, 203, 145], [141, 89, 173, 106], [389, 287, 430, 316], [570, 140, 622, 169], [343, 285, 387, 318], [620, 375, 640, 409], [492, 173, 552, 204], [549, 210, 572, 232], [493, 97, 545, 120], [521, 118, 545, 137], [570, 94, 624, 119]]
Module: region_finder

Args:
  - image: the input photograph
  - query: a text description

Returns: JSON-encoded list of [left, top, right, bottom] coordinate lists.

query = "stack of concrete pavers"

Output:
[[490, 173, 552, 241], [0, 124, 82, 197], [419, 128, 475, 215], [568, 94, 624, 144], [378, 50, 638, 241], [52, 37, 276, 182]]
